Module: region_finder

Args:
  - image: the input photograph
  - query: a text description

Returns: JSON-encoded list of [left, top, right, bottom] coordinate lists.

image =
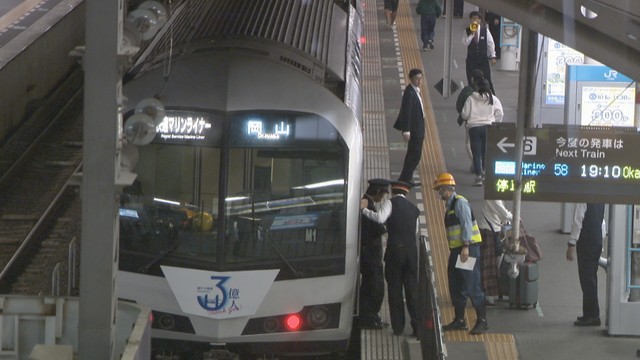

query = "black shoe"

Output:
[[470, 319, 489, 335], [359, 318, 387, 330], [574, 317, 601, 326], [412, 327, 419, 338], [360, 322, 383, 330], [393, 329, 403, 336], [428, 40, 434, 49], [442, 318, 467, 331]]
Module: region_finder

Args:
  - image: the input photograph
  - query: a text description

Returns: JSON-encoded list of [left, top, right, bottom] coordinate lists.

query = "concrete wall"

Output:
[[0, 1, 85, 144]]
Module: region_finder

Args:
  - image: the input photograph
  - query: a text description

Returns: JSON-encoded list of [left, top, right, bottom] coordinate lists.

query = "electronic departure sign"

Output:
[[154, 110, 222, 146], [484, 124, 640, 204], [229, 112, 338, 147]]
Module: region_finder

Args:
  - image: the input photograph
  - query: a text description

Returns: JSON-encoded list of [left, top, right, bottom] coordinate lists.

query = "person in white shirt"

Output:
[[358, 179, 392, 329], [461, 79, 503, 186]]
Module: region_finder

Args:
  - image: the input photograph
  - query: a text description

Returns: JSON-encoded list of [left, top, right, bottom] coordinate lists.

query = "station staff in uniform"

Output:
[[566, 203, 606, 326], [384, 181, 420, 336], [358, 179, 392, 329], [433, 173, 488, 335], [463, 11, 497, 95]]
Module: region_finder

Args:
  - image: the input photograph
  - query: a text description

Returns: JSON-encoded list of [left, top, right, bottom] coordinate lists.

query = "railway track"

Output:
[[0, 69, 84, 295]]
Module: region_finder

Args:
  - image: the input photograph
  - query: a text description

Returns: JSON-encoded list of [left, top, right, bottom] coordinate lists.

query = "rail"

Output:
[[68, 237, 77, 295], [51, 262, 61, 296], [416, 235, 446, 359]]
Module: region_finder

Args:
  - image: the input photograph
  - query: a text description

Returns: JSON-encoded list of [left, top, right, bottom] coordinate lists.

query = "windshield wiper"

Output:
[[265, 237, 304, 278]]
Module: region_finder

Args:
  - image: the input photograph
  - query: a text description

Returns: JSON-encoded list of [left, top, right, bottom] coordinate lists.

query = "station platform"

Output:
[[361, 1, 640, 359]]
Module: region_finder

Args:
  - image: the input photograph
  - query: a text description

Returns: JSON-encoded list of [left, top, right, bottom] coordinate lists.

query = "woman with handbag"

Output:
[[477, 199, 512, 304]]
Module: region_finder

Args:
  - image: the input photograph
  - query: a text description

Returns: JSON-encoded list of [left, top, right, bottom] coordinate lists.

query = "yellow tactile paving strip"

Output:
[[0, 0, 41, 30], [394, 0, 519, 358]]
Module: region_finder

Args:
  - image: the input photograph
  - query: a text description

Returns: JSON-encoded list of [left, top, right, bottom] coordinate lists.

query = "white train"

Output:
[[117, 0, 363, 358]]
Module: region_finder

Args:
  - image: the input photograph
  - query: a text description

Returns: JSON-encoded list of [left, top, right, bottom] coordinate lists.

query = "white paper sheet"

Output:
[[455, 255, 477, 271]]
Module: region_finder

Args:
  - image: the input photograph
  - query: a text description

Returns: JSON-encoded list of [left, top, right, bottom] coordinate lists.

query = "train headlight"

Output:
[[263, 317, 280, 333], [307, 306, 331, 329], [157, 314, 175, 330], [284, 314, 302, 331]]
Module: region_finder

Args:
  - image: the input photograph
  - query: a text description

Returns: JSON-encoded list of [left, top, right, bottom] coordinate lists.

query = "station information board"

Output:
[[484, 124, 640, 204]]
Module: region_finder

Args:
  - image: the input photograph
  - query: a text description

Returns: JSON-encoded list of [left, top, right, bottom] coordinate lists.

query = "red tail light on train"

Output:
[[242, 303, 341, 335], [284, 314, 302, 331]]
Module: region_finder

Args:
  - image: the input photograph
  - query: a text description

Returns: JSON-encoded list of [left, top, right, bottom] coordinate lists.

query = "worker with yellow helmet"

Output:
[[433, 172, 488, 335]]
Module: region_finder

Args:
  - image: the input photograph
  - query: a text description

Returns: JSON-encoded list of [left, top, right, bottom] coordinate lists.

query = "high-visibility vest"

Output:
[[444, 195, 482, 249]]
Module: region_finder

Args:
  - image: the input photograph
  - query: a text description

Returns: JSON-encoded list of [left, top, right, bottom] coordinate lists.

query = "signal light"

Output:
[[360, 36, 366, 44], [157, 314, 175, 330], [307, 306, 330, 329], [263, 317, 280, 333], [426, 318, 434, 330], [284, 314, 302, 331]]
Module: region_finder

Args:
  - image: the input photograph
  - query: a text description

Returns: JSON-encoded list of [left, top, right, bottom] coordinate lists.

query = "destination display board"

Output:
[[484, 124, 640, 204], [154, 110, 222, 146]]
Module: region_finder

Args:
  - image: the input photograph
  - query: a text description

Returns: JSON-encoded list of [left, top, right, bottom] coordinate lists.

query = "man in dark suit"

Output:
[[566, 203, 606, 326], [384, 181, 420, 336], [394, 68, 425, 184], [358, 178, 391, 329]]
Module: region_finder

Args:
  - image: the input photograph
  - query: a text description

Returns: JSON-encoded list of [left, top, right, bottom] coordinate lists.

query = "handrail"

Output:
[[416, 235, 446, 360], [68, 237, 77, 295], [51, 263, 61, 296]]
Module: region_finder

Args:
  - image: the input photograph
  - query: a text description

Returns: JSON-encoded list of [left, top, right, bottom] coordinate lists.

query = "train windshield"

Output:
[[119, 111, 347, 279]]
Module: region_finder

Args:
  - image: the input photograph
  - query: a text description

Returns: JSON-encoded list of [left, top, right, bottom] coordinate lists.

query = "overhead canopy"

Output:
[[469, 0, 640, 80]]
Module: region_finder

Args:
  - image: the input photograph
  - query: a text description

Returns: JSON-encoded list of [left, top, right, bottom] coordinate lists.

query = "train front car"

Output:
[[117, 0, 363, 358]]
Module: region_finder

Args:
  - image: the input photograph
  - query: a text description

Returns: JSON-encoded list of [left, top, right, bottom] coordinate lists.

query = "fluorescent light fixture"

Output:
[[119, 208, 139, 219], [580, 5, 598, 19], [153, 197, 181, 205], [225, 196, 250, 202], [292, 179, 344, 190]]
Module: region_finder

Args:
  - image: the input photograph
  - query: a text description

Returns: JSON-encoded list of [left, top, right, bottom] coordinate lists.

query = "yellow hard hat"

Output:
[[192, 211, 215, 232], [433, 172, 456, 189]]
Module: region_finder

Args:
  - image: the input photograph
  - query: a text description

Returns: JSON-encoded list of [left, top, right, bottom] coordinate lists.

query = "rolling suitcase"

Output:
[[509, 262, 539, 309]]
